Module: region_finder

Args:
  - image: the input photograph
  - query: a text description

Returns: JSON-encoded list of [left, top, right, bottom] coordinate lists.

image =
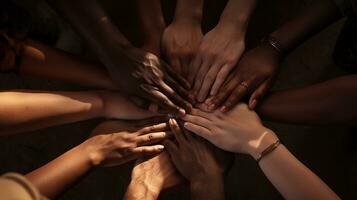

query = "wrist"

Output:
[[247, 129, 279, 160], [173, 0, 203, 25]]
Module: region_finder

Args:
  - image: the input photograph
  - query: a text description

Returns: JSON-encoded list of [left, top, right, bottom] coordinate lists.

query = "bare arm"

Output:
[[20, 39, 117, 89], [257, 75, 357, 125], [136, 0, 165, 56], [182, 105, 340, 200], [271, 0, 342, 54], [26, 120, 168, 199], [0, 90, 155, 135]]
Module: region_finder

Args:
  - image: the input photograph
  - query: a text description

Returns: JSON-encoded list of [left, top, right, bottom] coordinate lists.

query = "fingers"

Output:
[[210, 64, 233, 96], [189, 108, 212, 119], [132, 145, 165, 155], [139, 122, 169, 133], [136, 131, 169, 145], [163, 60, 191, 90], [141, 84, 185, 116], [188, 54, 202, 85], [197, 64, 222, 102], [183, 122, 212, 140], [181, 114, 211, 128], [192, 59, 212, 97], [163, 139, 178, 154], [159, 78, 192, 112], [209, 76, 241, 110], [169, 118, 186, 144], [249, 79, 271, 110]]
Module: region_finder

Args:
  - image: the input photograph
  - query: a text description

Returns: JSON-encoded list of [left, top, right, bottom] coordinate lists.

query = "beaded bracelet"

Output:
[[256, 140, 281, 163]]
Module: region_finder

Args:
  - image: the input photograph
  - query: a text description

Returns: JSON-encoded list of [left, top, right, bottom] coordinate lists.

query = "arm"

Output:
[[183, 105, 340, 200], [47, 0, 191, 115], [207, 0, 343, 112], [161, 0, 204, 78], [190, 0, 257, 102], [136, 0, 166, 56], [26, 120, 169, 199], [257, 75, 357, 125], [20, 39, 117, 89], [0, 90, 155, 135]]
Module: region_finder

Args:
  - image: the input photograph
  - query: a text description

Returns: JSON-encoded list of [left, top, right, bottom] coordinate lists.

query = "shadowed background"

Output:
[[0, 0, 355, 199]]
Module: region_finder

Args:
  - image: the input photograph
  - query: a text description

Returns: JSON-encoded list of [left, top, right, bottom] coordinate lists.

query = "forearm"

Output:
[[173, 0, 204, 25], [26, 142, 94, 199], [218, 0, 257, 31], [257, 75, 357, 125], [0, 90, 105, 135], [47, 0, 134, 77], [257, 141, 340, 200], [136, 0, 165, 52], [20, 40, 117, 89], [270, 0, 341, 54], [190, 175, 224, 200]]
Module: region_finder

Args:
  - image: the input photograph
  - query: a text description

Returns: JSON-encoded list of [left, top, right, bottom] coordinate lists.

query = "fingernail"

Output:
[[158, 145, 165, 150], [250, 99, 258, 110], [178, 108, 186, 117], [184, 122, 189, 128], [208, 104, 215, 111], [220, 106, 226, 112]]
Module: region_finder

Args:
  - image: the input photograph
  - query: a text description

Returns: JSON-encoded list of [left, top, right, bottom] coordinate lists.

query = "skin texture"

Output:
[[47, 0, 191, 115], [206, 44, 281, 112], [26, 119, 170, 199], [161, 0, 204, 79], [190, 0, 257, 103], [207, 0, 342, 112], [257, 75, 357, 125], [163, 119, 226, 200], [0, 90, 157, 135], [182, 103, 340, 200], [124, 152, 185, 200], [136, 0, 166, 56]]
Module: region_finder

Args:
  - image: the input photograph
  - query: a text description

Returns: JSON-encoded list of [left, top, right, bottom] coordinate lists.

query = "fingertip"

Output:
[[249, 99, 258, 110], [157, 145, 165, 151], [220, 106, 227, 113], [178, 108, 186, 117]]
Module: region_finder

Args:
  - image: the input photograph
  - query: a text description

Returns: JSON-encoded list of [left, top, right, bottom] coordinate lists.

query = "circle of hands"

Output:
[[91, 15, 282, 194]]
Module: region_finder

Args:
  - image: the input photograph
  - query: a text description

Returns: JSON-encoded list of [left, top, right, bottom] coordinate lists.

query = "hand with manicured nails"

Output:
[[189, 23, 245, 103], [161, 20, 203, 79], [109, 47, 192, 116], [85, 119, 170, 167], [206, 45, 281, 112], [182, 105, 278, 158]]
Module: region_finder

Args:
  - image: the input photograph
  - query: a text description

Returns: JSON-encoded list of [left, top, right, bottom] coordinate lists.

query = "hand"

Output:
[[163, 119, 227, 182], [189, 23, 245, 103], [206, 44, 282, 112], [161, 20, 203, 79], [182, 105, 279, 159], [107, 46, 192, 116], [97, 91, 159, 120], [128, 152, 185, 198], [83, 119, 170, 167]]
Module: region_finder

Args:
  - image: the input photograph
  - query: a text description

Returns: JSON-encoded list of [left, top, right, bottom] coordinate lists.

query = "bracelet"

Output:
[[256, 140, 281, 163], [261, 35, 285, 55]]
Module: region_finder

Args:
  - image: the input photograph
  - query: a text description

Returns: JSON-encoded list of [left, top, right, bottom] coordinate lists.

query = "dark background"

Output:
[[0, 0, 356, 199]]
